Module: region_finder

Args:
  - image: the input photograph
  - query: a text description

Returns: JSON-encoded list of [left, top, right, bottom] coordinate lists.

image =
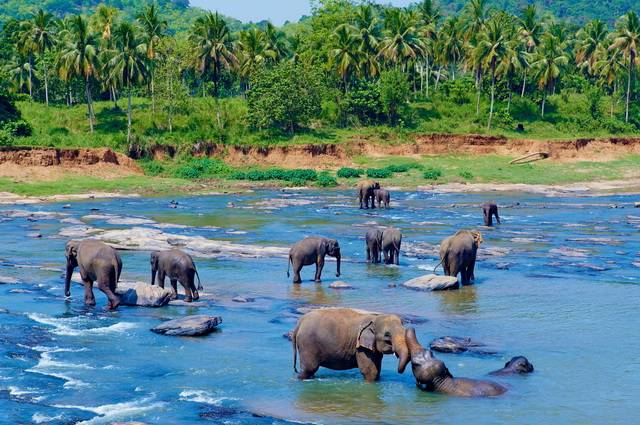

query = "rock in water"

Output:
[[402, 274, 458, 291], [0, 275, 21, 285], [115, 282, 174, 307], [151, 315, 222, 336], [329, 281, 353, 289], [430, 336, 496, 355]]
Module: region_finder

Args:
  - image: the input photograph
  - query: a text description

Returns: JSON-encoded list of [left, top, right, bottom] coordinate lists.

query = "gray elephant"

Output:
[[287, 237, 341, 284], [358, 180, 380, 209], [482, 202, 500, 226], [292, 308, 410, 381], [64, 239, 122, 310], [435, 230, 483, 285], [150, 249, 203, 302], [381, 227, 402, 265], [365, 228, 383, 263], [406, 328, 506, 397], [374, 188, 390, 208], [489, 356, 534, 376]]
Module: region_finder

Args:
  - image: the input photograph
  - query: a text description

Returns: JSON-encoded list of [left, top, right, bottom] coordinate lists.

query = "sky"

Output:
[[189, 0, 414, 25]]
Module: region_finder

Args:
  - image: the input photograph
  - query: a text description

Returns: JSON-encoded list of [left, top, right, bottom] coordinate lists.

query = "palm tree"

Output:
[[190, 12, 237, 97], [330, 24, 360, 92], [594, 43, 624, 117], [4, 54, 32, 95], [106, 22, 148, 143], [137, 3, 167, 113], [464, 0, 489, 42], [529, 33, 569, 117], [92, 5, 119, 105], [440, 16, 463, 80], [354, 4, 381, 79], [379, 8, 424, 72], [576, 20, 608, 75], [238, 28, 273, 89], [478, 17, 513, 129], [58, 15, 100, 132], [17, 20, 37, 99], [417, 0, 440, 96], [29, 9, 57, 106], [610, 11, 640, 123], [264, 22, 288, 62], [518, 4, 542, 96]]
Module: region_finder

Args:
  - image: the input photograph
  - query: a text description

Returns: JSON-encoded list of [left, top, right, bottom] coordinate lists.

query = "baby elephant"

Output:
[[287, 237, 341, 284], [365, 228, 383, 263], [64, 239, 122, 310], [482, 202, 500, 226], [489, 356, 534, 376], [374, 188, 391, 208], [381, 227, 402, 265], [151, 249, 203, 302], [406, 328, 506, 397]]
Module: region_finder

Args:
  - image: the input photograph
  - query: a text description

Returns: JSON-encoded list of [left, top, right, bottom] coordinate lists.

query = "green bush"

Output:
[[459, 170, 474, 180], [366, 168, 393, 179], [174, 158, 232, 179], [316, 172, 338, 187], [384, 163, 422, 173], [380, 69, 410, 125], [336, 167, 363, 178], [423, 167, 443, 180], [231, 168, 318, 183], [3, 119, 32, 137], [140, 160, 165, 176]]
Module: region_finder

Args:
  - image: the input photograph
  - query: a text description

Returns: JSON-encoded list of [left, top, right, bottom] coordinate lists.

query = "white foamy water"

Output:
[[53, 396, 166, 425], [28, 313, 137, 337], [179, 389, 238, 406]]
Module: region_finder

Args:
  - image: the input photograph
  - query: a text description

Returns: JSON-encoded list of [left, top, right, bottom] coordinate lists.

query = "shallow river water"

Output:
[[0, 190, 639, 424]]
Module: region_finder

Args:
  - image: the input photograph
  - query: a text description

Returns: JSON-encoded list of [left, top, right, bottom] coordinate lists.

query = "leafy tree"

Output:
[[518, 4, 542, 96], [247, 62, 322, 132], [610, 11, 640, 122], [379, 69, 410, 124], [137, 2, 167, 113], [379, 8, 424, 72], [530, 33, 569, 116], [238, 28, 273, 89], [330, 24, 360, 92], [29, 9, 57, 105]]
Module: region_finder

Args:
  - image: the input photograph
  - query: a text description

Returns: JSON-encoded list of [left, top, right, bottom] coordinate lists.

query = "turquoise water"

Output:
[[0, 190, 639, 424]]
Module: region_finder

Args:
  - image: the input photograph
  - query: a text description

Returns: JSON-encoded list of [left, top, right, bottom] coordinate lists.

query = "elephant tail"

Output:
[[195, 269, 203, 291], [292, 325, 299, 373], [433, 257, 445, 273], [287, 255, 291, 278]]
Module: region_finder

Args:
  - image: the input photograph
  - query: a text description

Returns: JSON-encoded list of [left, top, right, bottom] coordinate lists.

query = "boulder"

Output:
[[329, 281, 353, 289], [151, 315, 222, 336], [115, 282, 174, 307], [0, 275, 21, 284], [402, 274, 458, 291], [232, 296, 255, 303], [430, 336, 496, 355]]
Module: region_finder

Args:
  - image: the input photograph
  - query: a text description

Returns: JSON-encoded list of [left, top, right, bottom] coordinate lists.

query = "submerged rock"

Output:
[[430, 336, 496, 355], [232, 296, 255, 303], [115, 282, 174, 307], [402, 274, 459, 291], [329, 281, 353, 289], [151, 315, 222, 336], [0, 275, 20, 284]]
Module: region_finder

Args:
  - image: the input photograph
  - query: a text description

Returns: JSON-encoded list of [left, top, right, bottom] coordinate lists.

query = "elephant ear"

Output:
[[65, 240, 78, 258], [356, 320, 376, 351]]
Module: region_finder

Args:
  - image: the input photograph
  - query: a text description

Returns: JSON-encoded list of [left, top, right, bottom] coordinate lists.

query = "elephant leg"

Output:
[[170, 279, 178, 297], [97, 277, 120, 310], [83, 279, 96, 306], [180, 280, 193, 302], [394, 249, 400, 265], [366, 246, 371, 262], [292, 260, 303, 284], [158, 272, 166, 289], [356, 350, 382, 382], [189, 274, 199, 301], [314, 258, 324, 282], [297, 353, 319, 380]]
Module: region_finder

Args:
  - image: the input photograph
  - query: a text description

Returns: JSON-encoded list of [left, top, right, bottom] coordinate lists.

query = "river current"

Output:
[[0, 190, 639, 424]]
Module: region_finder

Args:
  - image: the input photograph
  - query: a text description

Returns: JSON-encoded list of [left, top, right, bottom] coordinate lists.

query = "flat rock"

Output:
[[635, 202, 640, 208], [27, 232, 43, 238], [0, 275, 21, 284], [329, 281, 353, 289], [168, 299, 209, 307], [430, 336, 496, 355], [151, 315, 222, 336], [115, 282, 175, 307], [402, 274, 459, 291], [549, 247, 590, 258], [232, 296, 255, 303]]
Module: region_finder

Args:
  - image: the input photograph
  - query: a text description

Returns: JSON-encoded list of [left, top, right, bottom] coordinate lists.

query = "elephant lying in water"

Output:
[[489, 356, 534, 375], [151, 249, 203, 302], [406, 328, 506, 397], [292, 308, 410, 381], [64, 239, 122, 310]]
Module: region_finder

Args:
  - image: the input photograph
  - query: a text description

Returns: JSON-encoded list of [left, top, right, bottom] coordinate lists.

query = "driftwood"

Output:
[[509, 152, 550, 164]]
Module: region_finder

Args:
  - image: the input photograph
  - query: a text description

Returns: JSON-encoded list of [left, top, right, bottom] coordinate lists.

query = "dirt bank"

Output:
[[0, 147, 142, 181]]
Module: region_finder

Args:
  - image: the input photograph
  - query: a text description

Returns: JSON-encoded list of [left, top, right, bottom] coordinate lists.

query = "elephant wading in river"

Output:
[[292, 308, 410, 381], [381, 228, 402, 265], [482, 202, 500, 226], [358, 180, 380, 209], [287, 237, 341, 284], [64, 239, 122, 310], [435, 230, 483, 285], [365, 229, 383, 263], [374, 189, 390, 209], [151, 249, 203, 302], [406, 328, 506, 397]]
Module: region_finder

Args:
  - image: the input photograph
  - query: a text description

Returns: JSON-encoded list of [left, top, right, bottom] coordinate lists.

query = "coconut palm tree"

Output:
[[529, 33, 569, 117], [4, 54, 32, 95], [264, 22, 288, 63], [354, 4, 381, 79], [238, 28, 273, 89], [106, 21, 148, 143], [58, 15, 100, 132], [439, 16, 463, 80], [576, 20, 608, 75], [28, 9, 57, 106], [379, 8, 424, 72], [464, 0, 489, 42], [330, 24, 360, 92], [92, 5, 119, 105], [609, 11, 640, 122], [189, 12, 238, 97], [594, 43, 624, 117], [416, 0, 440, 96], [518, 4, 542, 96], [16, 20, 37, 99], [137, 3, 167, 113]]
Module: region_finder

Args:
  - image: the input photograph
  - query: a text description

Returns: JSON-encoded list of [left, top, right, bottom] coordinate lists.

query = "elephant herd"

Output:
[[61, 188, 521, 398]]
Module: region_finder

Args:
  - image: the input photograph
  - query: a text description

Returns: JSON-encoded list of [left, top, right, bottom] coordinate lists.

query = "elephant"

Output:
[[374, 189, 391, 209], [150, 249, 203, 302], [482, 202, 501, 226], [381, 227, 402, 265], [405, 328, 507, 397], [287, 237, 341, 284], [292, 308, 410, 381], [64, 239, 122, 310], [435, 230, 483, 285], [365, 228, 383, 263], [489, 356, 534, 376], [358, 180, 380, 209]]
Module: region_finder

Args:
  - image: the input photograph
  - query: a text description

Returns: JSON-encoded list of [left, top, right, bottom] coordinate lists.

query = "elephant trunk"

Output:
[[335, 253, 341, 277], [64, 261, 73, 297], [392, 330, 410, 374], [151, 267, 156, 286], [405, 327, 426, 357]]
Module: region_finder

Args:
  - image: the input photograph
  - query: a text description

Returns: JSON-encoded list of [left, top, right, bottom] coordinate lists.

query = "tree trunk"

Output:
[[28, 55, 33, 100], [42, 55, 49, 107], [85, 79, 93, 133], [476, 67, 482, 116], [213, 62, 219, 98], [425, 58, 430, 98], [521, 69, 527, 97], [508, 91, 512, 113], [150, 69, 155, 114], [127, 83, 132, 143], [487, 64, 496, 130], [435, 66, 442, 90], [625, 54, 633, 123], [541, 90, 546, 117]]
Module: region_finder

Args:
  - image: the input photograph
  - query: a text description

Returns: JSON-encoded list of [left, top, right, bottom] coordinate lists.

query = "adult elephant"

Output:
[[151, 249, 203, 302], [292, 308, 410, 381], [435, 230, 483, 285], [489, 356, 534, 376], [357, 180, 380, 209], [374, 188, 391, 209], [482, 202, 500, 226], [64, 239, 122, 310], [287, 237, 341, 284], [406, 328, 506, 397], [365, 228, 383, 264], [381, 227, 402, 265]]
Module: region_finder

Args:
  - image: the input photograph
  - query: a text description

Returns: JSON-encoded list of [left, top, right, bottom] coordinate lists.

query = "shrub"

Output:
[[230, 168, 318, 183], [343, 80, 383, 125], [174, 158, 232, 179], [459, 170, 474, 180], [0, 129, 13, 146], [336, 167, 362, 178], [315, 172, 338, 187], [423, 167, 443, 180], [380, 69, 410, 125], [366, 168, 393, 179], [384, 163, 422, 173], [140, 160, 165, 176], [3, 119, 32, 137]]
